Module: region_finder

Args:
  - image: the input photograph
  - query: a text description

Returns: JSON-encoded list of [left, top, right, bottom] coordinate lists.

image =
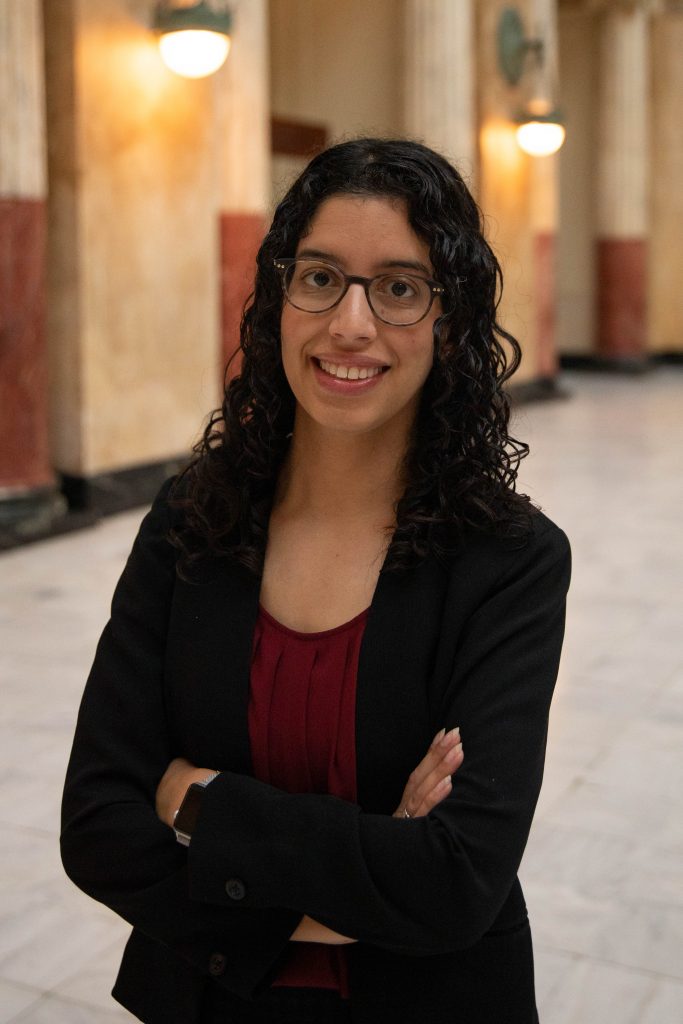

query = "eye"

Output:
[[309, 270, 333, 287], [376, 275, 420, 301], [390, 279, 414, 298], [298, 264, 341, 290]]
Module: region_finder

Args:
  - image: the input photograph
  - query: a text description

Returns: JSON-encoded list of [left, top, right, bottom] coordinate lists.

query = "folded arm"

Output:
[[186, 520, 570, 955]]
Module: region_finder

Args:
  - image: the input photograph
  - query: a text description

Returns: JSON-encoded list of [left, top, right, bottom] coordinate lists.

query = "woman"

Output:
[[61, 138, 570, 1024]]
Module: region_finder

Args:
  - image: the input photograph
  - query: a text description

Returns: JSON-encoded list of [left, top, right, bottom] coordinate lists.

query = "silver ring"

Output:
[[403, 807, 412, 819]]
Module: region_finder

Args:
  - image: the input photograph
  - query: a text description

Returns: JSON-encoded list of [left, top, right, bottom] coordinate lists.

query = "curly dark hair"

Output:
[[170, 137, 536, 578]]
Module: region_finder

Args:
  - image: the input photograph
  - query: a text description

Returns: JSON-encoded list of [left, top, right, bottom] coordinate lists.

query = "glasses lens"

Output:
[[369, 274, 432, 325], [285, 261, 345, 311]]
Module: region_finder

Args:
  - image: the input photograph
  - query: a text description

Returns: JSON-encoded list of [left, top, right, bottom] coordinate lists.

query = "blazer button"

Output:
[[225, 877, 247, 901], [208, 952, 227, 976]]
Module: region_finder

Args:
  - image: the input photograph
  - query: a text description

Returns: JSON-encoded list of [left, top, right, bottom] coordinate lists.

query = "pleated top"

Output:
[[248, 601, 370, 996]]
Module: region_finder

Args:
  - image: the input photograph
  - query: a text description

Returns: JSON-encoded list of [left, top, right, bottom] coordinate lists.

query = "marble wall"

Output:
[[269, 0, 404, 148]]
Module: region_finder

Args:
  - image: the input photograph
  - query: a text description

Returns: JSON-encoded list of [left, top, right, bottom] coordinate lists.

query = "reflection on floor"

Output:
[[0, 370, 681, 1023]]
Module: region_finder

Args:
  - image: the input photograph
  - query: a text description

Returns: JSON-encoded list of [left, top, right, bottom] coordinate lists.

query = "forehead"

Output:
[[296, 194, 432, 271]]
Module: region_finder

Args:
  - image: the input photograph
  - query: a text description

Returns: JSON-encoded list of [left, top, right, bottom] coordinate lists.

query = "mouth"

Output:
[[313, 357, 390, 381]]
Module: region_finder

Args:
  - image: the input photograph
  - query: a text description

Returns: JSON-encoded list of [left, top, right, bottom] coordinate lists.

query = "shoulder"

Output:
[[126, 475, 183, 570], [437, 507, 571, 602]]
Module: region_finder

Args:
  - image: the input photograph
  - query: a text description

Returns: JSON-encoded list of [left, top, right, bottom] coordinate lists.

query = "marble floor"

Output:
[[0, 369, 681, 1023]]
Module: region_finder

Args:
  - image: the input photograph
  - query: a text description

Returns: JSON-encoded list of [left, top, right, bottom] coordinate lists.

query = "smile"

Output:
[[316, 359, 388, 380]]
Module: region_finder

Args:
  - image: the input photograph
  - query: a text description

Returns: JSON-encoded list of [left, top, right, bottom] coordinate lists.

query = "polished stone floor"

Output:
[[0, 370, 681, 1023]]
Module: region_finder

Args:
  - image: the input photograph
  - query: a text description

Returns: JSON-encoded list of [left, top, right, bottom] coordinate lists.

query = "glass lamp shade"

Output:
[[516, 120, 566, 157], [158, 29, 230, 78]]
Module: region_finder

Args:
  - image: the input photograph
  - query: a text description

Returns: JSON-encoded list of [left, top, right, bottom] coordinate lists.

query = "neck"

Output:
[[274, 409, 412, 525]]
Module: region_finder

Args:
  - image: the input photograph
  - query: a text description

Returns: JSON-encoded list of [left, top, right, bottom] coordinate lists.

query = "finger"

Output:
[[407, 727, 460, 791], [409, 741, 463, 808], [408, 753, 462, 818], [413, 775, 453, 817]]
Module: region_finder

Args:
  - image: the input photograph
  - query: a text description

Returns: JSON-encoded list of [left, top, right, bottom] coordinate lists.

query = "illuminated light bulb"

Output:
[[516, 120, 566, 157], [158, 29, 230, 78]]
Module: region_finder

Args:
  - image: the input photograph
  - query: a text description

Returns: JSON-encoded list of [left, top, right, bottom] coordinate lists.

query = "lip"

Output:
[[311, 356, 389, 393]]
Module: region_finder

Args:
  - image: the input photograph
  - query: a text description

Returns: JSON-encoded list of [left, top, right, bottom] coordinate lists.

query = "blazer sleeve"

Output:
[[187, 518, 571, 956], [60, 480, 301, 999]]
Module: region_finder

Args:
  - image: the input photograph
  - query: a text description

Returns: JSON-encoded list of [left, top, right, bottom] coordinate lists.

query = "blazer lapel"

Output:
[[355, 559, 449, 814], [169, 551, 448, 813], [168, 558, 261, 774]]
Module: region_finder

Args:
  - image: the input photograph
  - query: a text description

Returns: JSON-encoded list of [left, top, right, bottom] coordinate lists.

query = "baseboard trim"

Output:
[[651, 351, 683, 367], [560, 353, 683, 373], [60, 455, 189, 517], [0, 456, 190, 552], [508, 376, 571, 404]]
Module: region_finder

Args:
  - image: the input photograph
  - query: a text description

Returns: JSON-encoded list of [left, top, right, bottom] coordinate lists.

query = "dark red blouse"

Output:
[[248, 602, 370, 996]]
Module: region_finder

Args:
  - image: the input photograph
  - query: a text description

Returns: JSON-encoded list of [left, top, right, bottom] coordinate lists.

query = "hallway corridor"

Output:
[[0, 370, 681, 1022]]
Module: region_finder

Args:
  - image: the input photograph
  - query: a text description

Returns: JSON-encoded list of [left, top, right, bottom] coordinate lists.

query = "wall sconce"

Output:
[[153, 1, 232, 79], [497, 7, 565, 157]]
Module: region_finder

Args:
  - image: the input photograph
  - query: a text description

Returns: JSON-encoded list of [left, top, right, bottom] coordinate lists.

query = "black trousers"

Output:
[[201, 983, 353, 1024]]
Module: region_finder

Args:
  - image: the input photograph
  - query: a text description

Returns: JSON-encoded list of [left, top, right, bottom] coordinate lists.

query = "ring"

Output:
[[403, 807, 412, 819]]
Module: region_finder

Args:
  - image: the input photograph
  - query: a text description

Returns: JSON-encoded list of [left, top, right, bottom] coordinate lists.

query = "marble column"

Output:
[[43, 0, 220, 499], [649, 7, 683, 355], [213, 0, 270, 379], [595, 4, 649, 361], [403, 0, 476, 180], [530, 0, 560, 380], [0, 0, 64, 542]]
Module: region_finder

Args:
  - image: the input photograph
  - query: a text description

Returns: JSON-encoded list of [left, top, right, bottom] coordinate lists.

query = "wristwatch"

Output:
[[173, 771, 220, 846]]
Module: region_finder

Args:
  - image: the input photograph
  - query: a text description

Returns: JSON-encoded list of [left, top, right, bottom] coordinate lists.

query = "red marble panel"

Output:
[[219, 212, 267, 382], [0, 198, 53, 489], [596, 238, 647, 358], [534, 231, 558, 379]]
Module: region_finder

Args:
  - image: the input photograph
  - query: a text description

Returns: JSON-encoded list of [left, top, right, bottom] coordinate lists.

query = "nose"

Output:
[[328, 282, 377, 342]]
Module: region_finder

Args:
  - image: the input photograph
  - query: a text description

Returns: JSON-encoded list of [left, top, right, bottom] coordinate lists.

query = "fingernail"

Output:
[[433, 727, 446, 745], [440, 726, 460, 747], [439, 776, 453, 790]]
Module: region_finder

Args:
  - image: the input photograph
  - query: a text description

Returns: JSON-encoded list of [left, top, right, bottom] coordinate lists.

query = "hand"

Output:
[[392, 727, 463, 819], [292, 728, 464, 944], [155, 757, 215, 828], [290, 915, 356, 945]]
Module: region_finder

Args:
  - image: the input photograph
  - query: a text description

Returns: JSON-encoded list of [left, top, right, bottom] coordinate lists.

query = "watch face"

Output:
[[173, 782, 205, 841]]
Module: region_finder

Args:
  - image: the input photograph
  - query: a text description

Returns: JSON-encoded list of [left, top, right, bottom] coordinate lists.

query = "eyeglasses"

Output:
[[274, 258, 444, 326]]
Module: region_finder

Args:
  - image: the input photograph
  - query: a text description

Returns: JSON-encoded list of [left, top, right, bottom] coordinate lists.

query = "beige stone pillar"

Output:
[[0, 0, 65, 541], [595, 3, 649, 361], [529, 0, 561, 380], [213, 0, 271, 376], [43, 0, 221, 506], [403, 0, 476, 180], [649, 7, 683, 355]]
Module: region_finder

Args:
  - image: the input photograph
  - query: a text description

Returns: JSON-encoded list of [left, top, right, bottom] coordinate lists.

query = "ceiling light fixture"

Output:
[[153, 1, 232, 79], [497, 7, 566, 157]]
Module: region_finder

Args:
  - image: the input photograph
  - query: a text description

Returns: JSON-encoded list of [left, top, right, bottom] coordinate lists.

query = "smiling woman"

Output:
[[61, 139, 570, 1024], [277, 194, 439, 444]]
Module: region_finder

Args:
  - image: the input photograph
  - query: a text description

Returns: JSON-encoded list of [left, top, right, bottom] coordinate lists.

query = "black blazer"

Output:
[[61, 479, 571, 1024]]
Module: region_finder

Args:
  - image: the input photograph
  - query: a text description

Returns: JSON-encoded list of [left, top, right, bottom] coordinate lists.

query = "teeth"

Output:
[[318, 359, 384, 380]]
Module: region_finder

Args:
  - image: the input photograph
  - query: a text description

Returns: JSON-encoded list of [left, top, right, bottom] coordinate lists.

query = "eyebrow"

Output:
[[296, 248, 433, 277]]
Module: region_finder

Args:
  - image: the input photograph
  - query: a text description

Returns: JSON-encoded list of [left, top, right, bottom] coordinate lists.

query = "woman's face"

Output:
[[279, 194, 441, 441]]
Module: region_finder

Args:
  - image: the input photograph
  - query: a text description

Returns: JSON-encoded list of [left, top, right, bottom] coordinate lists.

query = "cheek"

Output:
[[279, 311, 297, 371], [408, 323, 437, 377], [279, 310, 311, 396]]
